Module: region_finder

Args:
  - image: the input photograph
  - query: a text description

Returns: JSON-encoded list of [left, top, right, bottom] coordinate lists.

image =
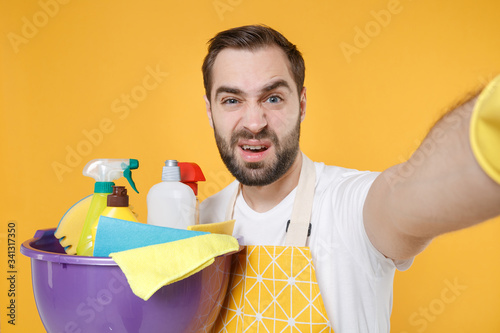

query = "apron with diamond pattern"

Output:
[[211, 153, 333, 332]]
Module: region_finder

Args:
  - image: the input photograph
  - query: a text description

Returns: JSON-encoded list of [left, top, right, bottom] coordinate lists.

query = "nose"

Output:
[[241, 104, 267, 134]]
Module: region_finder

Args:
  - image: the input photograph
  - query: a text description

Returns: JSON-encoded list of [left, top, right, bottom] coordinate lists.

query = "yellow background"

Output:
[[1, 0, 500, 331]]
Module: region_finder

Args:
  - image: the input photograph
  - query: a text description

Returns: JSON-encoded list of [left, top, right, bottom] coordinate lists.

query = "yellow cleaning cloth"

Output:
[[470, 74, 500, 184], [110, 233, 239, 301], [187, 219, 235, 235]]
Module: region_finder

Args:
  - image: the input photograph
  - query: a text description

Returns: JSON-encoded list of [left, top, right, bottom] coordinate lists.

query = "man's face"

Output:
[[204, 46, 307, 186]]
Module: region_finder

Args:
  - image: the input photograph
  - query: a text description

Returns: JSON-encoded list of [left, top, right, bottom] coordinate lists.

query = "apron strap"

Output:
[[225, 183, 240, 221], [225, 152, 316, 247], [284, 153, 316, 247]]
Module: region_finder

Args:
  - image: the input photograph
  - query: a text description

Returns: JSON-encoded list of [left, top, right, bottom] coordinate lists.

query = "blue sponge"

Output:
[[93, 216, 208, 257]]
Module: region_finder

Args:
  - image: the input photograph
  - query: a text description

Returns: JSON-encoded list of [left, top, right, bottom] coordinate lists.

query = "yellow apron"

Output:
[[211, 154, 333, 332]]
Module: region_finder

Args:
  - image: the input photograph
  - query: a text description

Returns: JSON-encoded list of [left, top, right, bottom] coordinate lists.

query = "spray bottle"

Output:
[[147, 160, 205, 229], [76, 159, 139, 256]]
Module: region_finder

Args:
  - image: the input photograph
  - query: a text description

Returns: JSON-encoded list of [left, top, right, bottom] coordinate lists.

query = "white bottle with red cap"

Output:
[[147, 160, 197, 229]]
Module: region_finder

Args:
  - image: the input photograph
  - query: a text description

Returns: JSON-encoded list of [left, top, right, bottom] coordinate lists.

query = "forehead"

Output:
[[210, 46, 296, 97]]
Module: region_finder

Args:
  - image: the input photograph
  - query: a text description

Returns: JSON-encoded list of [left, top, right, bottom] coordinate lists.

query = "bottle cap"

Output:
[[161, 160, 181, 181], [95, 182, 115, 193], [107, 186, 129, 207]]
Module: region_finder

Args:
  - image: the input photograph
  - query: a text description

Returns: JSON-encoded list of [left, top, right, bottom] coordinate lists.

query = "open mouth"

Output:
[[241, 144, 269, 153]]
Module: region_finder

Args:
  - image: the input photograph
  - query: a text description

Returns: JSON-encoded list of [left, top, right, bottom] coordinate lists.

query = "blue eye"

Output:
[[267, 96, 282, 103], [223, 98, 239, 104]]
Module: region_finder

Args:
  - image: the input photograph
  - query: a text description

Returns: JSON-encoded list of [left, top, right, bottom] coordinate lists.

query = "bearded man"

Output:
[[199, 24, 500, 332]]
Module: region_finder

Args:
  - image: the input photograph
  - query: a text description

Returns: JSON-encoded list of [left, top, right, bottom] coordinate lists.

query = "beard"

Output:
[[214, 116, 301, 186]]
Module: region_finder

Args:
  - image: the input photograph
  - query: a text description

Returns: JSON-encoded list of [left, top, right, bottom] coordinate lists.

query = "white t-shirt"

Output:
[[200, 161, 412, 333]]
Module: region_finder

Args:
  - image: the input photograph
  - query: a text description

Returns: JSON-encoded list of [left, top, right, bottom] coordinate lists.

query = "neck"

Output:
[[241, 151, 303, 213]]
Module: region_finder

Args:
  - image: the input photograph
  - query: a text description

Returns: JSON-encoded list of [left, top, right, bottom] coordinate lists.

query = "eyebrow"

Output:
[[214, 86, 244, 100], [261, 79, 291, 93], [214, 79, 292, 100]]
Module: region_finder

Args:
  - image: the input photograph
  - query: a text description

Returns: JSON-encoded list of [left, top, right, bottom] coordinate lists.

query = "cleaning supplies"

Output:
[[147, 160, 204, 229], [54, 194, 92, 254], [110, 233, 239, 300], [76, 159, 139, 256], [187, 219, 236, 236], [93, 217, 209, 257], [90, 185, 139, 256]]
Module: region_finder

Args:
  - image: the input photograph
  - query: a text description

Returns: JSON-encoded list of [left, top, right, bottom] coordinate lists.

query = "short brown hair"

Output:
[[202, 24, 305, 101]]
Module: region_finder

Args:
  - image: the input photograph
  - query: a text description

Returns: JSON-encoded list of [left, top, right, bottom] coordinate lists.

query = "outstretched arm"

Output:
[[364, 77, 500, 260]]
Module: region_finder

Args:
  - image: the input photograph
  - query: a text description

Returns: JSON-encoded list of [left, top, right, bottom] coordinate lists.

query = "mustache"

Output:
[[230, 128, 279, 148]]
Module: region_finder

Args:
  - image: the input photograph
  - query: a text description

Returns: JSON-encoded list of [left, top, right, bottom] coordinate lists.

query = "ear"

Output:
[[204, 95, 214, 128], [299, 86, 307, 122]]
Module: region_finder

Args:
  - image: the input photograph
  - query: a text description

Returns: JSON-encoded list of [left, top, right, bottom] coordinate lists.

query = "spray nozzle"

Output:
[[83, 159, 140, 193], [178, 162, 205, 196]]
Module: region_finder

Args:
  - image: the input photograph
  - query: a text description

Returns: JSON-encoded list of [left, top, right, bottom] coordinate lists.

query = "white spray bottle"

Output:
[[146, 160, 204, 229]]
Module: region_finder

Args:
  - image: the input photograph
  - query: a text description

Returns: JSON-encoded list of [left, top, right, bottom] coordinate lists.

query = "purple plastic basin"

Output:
[[21, 229, 239, 333]]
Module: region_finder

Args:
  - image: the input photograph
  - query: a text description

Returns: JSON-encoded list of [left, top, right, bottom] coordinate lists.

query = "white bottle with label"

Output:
[[146, 160, 196, 229]]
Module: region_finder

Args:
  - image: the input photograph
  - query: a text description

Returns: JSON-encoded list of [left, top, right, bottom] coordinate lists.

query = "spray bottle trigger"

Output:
[[124, 159, 139, 193]]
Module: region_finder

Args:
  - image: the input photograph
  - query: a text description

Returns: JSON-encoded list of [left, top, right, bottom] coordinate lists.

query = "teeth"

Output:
[[242, 145, 266, 151]]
